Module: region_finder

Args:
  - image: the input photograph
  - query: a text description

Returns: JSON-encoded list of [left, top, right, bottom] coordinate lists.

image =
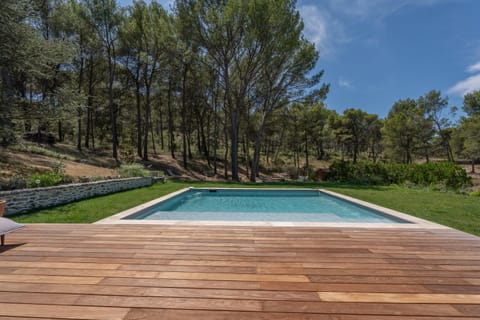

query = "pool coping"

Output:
[[95, 187, 447, 229]]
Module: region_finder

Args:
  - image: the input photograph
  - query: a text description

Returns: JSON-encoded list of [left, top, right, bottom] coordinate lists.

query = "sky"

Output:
[[118, 0, 480, 118]]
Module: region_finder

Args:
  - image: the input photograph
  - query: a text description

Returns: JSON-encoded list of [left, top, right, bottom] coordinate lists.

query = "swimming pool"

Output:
[[123, 188, 409, 223]]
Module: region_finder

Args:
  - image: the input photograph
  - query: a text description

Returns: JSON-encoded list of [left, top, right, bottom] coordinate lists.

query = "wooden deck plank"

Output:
[[0, 303, 129, 320], [123, 309, 480, 320], [1, 224, 480, 319], [317, 292, 480, 304]]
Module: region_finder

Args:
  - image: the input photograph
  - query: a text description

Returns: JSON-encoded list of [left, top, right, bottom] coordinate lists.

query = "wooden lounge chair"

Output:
[[0, 217, 24, 246]]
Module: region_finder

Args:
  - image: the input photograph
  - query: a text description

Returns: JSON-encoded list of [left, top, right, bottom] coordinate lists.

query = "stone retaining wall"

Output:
[[0, 177, 154, 216]]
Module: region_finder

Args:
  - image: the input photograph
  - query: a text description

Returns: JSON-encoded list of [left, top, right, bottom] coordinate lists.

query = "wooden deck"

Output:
[[0, 224, 480, 319]]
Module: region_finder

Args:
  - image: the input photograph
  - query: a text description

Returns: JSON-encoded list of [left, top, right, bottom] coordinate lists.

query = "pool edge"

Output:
[[95, 187, 448, 230]]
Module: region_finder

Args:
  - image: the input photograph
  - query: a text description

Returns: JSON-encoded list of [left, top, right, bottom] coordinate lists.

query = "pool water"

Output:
[[125, 188, 408, 223]]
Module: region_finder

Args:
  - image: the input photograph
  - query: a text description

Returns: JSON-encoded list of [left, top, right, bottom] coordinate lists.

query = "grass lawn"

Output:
[[10, 181, 480, 236]]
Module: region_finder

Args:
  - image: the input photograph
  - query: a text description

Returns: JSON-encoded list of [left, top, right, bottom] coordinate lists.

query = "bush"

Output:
[[5, 175, 28, 190], [119, 147, 137, 164], [28, 173, 63, 188], [53, 159, 66, 176], [327, 161, 471, 190], [117, 164, 150, 178], [470, 191, 480, 197]]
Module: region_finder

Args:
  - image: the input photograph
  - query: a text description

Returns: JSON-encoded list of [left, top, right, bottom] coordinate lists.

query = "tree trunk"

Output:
[[181, 64, 188, 168], [205, 109, 211, 167], [304, 131, 309, 174], [213, 105, 218, 175], [135, 62, 142, 158], [224, 121, 229, 179], [85, 54, 94, 149], [187, 130, 193, 160], [77, 56, 84, 151], [230, 115, 239, 181], [77, 108, 82, 150], [353, 140, 358, 163], [196, 111, 202, 155], [317, 140, 324, 160], [223, 61, 239, 181], [273, 127, 284, 164], [150, 109, 156, 155], [107, 53, 117, 160], [58, 121, 63, 142], [167, 75, 175, 159], [250, 115, 267, 182], [158, 101, 164, 150], [143, 86, 150, 161]]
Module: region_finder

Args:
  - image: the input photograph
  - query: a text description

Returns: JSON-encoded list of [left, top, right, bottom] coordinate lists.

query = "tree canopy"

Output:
[[1, 0, 479, 181]]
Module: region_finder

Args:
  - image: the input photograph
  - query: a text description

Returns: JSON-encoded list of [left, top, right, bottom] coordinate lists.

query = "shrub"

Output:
[[117, 164, 150, 178], [327, 161, 470, 190], [28, 173, 63, 188], [6, 175, 28, 190], [119, 147, 137, 164], [470, 191, 480, 197], [53, 159, 66, 176]]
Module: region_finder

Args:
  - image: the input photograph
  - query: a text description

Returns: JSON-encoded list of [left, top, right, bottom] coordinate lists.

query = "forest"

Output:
[[1, 0, 479, 182]]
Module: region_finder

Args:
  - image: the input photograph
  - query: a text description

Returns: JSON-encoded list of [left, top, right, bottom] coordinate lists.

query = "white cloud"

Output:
[[298, 5, 329, 53], [448, 74, 480, 97], [467, 62, 480, 73], [298, 5, 348, 57], [339, 79, 352, 88], [448, 62, 480, 96], [297, 0, 442, 57]]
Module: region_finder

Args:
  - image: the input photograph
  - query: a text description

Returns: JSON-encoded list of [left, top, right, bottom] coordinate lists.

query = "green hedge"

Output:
[[327, 161, 470, 189]]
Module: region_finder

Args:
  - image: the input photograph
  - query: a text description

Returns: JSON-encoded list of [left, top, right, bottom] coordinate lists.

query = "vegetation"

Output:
[[10, 181, 480, 236], [117, 163, 150, 178], [327, 161, 471, 190], [27, 173, 63, 188], [1, 0, 478, 185]]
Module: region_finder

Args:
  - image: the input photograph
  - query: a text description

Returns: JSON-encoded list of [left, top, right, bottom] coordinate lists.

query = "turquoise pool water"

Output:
[[125, 188, 408, 223]]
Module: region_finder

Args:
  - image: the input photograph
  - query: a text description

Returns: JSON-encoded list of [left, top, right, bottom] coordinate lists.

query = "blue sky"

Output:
[[118, 0, 480, 118]]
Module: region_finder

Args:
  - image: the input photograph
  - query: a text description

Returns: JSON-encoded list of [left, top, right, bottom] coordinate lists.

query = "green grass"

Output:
[[322, 184, 480, 236], [10, 181, 480, 236]]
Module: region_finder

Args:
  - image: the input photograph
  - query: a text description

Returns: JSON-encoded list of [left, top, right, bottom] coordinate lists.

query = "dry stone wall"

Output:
[[0, 177, 153, 216]]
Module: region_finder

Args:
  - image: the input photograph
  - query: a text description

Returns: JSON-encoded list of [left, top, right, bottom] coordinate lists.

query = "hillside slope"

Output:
[[0, 142, 288, 190]]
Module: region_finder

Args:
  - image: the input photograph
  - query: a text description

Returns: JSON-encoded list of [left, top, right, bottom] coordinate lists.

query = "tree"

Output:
[[57, 0, 100, 150], [289, 103, 312, 173], [309, 103, 334, 161], [418, 90, 454, 161], [383, 99, 433, 163], [122, 1, 169, 160], [248, 0, 328, 182], [0, 0, 33, 144], [176, 0, 247, 180], [366, 117, 383, 163], [330, 108, 378, 163], [453, 117, 480, 173], [453, 91, 480, 172], [84, 0, 123, 160], [463, 90, 480, 117], [0, 0, 73, 145]]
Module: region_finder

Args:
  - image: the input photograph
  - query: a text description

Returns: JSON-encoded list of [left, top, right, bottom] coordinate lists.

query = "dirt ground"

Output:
[[0, 147, 117, 189]]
